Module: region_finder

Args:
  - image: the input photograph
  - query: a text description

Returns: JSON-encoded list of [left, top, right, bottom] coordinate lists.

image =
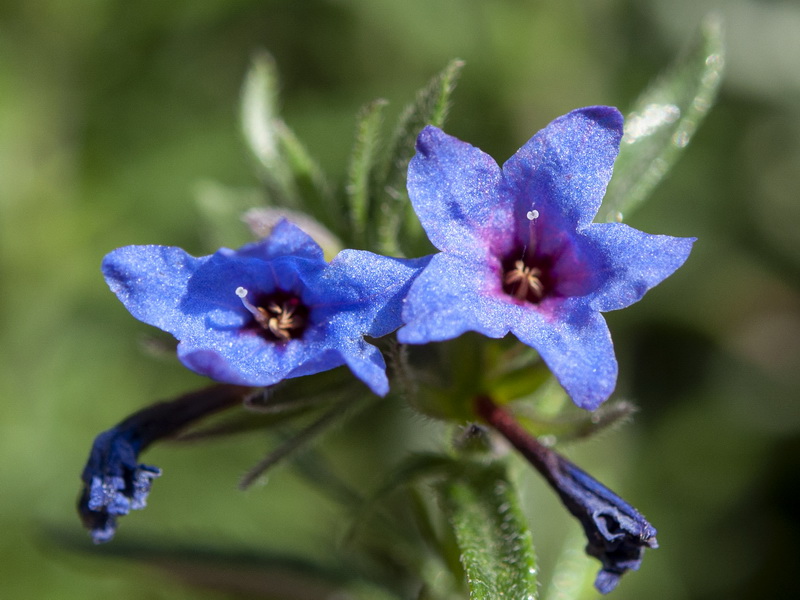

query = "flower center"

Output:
[[501, 254, 552, 304], [235, 287, 308, 341]]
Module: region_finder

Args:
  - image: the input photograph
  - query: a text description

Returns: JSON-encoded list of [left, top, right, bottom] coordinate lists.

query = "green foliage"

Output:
[[240, 51, 298, 207], [374, 59, 465, 255], [240, 52, 335, 230], [347, 99, 389, 246], [600, 16, 725, 222], [12, 2, 797, 599], [438, 462, 538, 600], [239, 55, 464, 255]]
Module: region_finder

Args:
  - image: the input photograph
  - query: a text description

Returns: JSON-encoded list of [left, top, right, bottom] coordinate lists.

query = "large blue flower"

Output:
[[103, 220, 428, 396], [398, 107, 695, 410]]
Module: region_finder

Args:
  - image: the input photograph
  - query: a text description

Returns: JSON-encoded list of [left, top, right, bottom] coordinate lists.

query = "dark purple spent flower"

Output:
[[78, 428, 161, 544], [550, 456, 658, 593], [77, 384, 249, 543], [475, 396, 658, 594]]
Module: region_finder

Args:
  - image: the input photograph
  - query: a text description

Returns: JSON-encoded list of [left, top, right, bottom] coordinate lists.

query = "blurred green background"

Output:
[[2, 1, 799, 598]]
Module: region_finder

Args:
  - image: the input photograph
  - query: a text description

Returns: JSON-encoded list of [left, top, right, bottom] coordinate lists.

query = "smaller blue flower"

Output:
[[398, 107, 695, 410], [102, 220, 429, 395], [78, 428, 161, 544]]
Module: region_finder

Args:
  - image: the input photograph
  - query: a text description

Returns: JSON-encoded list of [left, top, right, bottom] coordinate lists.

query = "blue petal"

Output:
[[317, 250, 432, 338], [398, 252, 515, 343], [178, 251, 318, 331], [102, 245, 209, 334], [580, 223, 696, 312], [178, 325, 337, 388], [234, 218, 325, 262], [407, 126, 515, 256], [511, 301, 618, 411], [399, 248, 619, 409], [103, 226, 428, 396], [401, 108, 694, 410], [338, 340, 390, 397], [502, 107, 623, 230]]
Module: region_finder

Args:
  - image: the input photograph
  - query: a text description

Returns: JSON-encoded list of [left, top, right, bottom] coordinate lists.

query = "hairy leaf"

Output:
[[438, 463, 538, 600], [376, 59, 464, 255], [240, 51, 297, 207], [600, 16, 724, 222], [347, 99, 389, 246]]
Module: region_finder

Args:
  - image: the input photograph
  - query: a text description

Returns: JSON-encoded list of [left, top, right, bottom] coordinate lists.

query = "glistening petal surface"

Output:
[[502, 106, 623, 230], [102, 219, 428, 396], [402, 107, 694, 409], [398, 252, 512, 344], [407, 126, 513, 256], [511, 302, 617, 411], [579, 223, 696, 312]]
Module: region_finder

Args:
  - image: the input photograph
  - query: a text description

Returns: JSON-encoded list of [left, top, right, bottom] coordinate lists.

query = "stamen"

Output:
[[235, 287, 306, 341], [235, 287, 262, 319], [526, 208, 540, 252], [236, 286, 269, 327], [504, 259, 544, 302]]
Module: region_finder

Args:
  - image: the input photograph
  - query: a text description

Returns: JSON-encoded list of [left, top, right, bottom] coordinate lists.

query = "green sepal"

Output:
[[514, 398, 638, 443], [401, 335, 486, 422], [237, 393, 371, 490], [600, 15, 725, 222], [171, 370, 361, 442]]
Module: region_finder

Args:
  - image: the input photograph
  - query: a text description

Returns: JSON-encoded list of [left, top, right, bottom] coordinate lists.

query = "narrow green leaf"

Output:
[[542, 530, 596, 600], [600, 15, 725, 222], [238, 393, 371, 489], [51, 532, 402, 600], [274, 120, 337, 227], [347, 98, 389, 246], [514, 399, 637, 443], [376, 59, 465, 254], [194, 181, 263, 251], [239, 51, 297, 207], [439, 463, 538, 600]]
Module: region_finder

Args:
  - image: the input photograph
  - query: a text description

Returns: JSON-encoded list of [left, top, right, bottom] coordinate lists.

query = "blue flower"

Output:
[[103, 220, 428, 396], [398, 107, 695, 410]]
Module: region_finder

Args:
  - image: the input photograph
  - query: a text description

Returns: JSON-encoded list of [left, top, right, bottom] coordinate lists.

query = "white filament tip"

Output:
[[235, 286, 262, 319], [526, 209, 539, 221]]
